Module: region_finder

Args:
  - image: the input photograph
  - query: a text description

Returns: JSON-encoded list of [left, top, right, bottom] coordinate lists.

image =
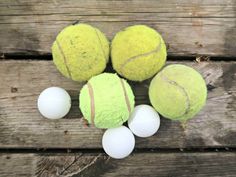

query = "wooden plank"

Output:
[[0, 0, 236, 57], [0, 152, 235, 177], [0, 60, 235, 148]]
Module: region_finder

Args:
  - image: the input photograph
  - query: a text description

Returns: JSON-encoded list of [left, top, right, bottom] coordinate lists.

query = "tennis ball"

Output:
[[52, 23, 109, 82], [111, 25, 167, 82], [149, 64, 207, 121], [79, 73, 135, 129]]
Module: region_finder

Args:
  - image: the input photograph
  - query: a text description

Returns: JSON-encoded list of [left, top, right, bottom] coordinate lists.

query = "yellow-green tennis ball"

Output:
[[111, 25, 167, 82], [79, 73, 135, 129], [52, 23, 109, 82], [149, 64, 207, 121]]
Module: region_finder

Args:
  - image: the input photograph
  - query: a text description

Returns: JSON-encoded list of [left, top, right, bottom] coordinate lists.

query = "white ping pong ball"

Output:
[[128, 105, 160, 138], [102, 126, 135, 159], [37, 87, 71, 119]]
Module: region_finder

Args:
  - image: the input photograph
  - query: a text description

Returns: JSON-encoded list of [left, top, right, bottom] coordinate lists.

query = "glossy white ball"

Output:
[[37, 87, 71, 119], [128, 104, 160, 138], [102, 126, 135, 159]]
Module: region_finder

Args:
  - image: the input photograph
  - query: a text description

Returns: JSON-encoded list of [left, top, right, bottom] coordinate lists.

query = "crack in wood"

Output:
[[74, 154, 102, 175], [59, 154, 83, 176]]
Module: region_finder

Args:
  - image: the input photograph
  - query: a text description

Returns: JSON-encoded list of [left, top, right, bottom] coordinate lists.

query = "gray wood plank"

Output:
[[0, 152, 235, 177], [0, 60, 235, 148], [0, 0, 236, 57]]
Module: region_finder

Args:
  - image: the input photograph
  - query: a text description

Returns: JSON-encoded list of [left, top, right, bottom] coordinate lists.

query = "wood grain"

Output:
[[0, 152, 235, 177], [0, 60, 235, 148], [0, 0, 236, 57]]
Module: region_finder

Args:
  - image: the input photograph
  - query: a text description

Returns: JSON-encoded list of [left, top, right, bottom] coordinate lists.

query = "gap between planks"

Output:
[[0, 147, 235, 154], [1, 55, 236, 61]]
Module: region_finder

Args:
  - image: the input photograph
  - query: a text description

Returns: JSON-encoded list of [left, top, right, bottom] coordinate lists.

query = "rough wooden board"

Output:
[[0, 60, 235, 148], [0, 152, 236, 177], [0, 0, 236, 57]]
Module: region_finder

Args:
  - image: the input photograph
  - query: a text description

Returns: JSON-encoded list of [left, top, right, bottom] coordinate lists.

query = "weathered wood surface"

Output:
[[0, 0, 236, 57], [0, 60, 235, 148], [0, 152, 235, 177]]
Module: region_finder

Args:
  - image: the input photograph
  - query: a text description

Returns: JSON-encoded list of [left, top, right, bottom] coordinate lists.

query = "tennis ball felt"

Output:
[[52, 23, 109, 82], [111, 25, 167, 82], [79, 73, 135, 129], [149, 64, 207, 121]]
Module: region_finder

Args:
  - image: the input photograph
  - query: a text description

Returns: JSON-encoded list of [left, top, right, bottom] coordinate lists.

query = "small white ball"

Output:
[[37, 87, 71, 119], [128, 104, 160, 138], [102, 126, 135, 159]]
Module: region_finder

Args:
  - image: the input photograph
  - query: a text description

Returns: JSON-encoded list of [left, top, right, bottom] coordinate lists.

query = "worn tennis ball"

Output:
[[149, 64, 207, 121], [79, 73, 135, 129], [52, 23, 109, 82], [111, 25, 167, 82]]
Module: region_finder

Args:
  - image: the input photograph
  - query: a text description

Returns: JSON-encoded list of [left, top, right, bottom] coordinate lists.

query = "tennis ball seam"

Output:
[[119, 36, 163, 75], [87, 82, 95, 124], [55, 39, 72, 79], [120, 78, 131, 114], [94, 28, 107, 64], [160, 73, 191, 119]]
